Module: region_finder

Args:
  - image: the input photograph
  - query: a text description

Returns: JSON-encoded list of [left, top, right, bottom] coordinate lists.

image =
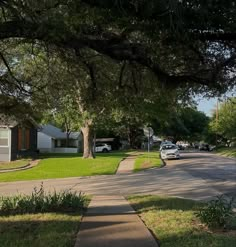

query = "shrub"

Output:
[[196, 195, 235, 229], [0, 183, 87, 215]]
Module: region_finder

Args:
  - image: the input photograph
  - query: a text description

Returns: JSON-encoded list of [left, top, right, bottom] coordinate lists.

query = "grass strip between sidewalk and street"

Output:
[[134, 152, 162, 172], [128, 195, 236, 247], [214, 147, 236, 158], [0, 152, 127, 182]]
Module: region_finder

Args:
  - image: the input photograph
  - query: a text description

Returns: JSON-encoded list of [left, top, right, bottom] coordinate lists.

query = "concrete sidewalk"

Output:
[[116, 155, 137, 174], [75, 195, 159, 247]]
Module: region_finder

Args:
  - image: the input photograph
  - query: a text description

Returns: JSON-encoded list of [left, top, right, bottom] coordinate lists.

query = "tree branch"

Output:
[[0, 20, 231, 88]]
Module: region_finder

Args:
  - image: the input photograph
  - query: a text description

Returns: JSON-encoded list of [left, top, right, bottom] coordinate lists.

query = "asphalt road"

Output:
[[166, 151, 236, 197], [0, 152, 235, 201]]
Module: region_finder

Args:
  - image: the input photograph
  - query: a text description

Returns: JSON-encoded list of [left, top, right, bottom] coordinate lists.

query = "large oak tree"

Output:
[[0, 0, 236, 157]]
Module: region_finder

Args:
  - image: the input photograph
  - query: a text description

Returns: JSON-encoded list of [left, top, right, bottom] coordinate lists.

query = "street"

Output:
[[166, 151, 236, 197], [0, 152, 235, 201]]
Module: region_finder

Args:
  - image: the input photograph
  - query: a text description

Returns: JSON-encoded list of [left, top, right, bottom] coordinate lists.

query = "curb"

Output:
[[213, 152, 236, 162], [160, 158, 166, 168], [128, 199, 161, 247], [0, 163, 31, 173], [0, 160, 40, 173]]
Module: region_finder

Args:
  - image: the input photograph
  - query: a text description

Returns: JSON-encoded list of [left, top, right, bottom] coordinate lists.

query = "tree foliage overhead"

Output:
[[0, 1, 236, 157], [0, 0, 236, 96]]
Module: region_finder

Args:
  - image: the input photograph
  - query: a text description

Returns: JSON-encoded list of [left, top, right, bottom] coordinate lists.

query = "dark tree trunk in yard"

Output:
[[66, 132, 70, 147], [81, 121, 95, 159]]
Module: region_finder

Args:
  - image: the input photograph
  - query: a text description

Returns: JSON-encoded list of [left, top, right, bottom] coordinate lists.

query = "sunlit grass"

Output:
[[215, 147, 236, 158], [0, 152, 127, 182], [128, 195, 236, 247], [134, 152, 162, 172]]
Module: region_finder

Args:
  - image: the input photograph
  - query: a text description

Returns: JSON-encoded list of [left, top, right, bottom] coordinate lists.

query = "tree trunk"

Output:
[[66, 132, 70, 147], [81, 121, 94, 159]]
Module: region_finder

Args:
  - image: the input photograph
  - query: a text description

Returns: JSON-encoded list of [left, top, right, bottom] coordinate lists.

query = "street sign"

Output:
[[143, 127, 154, 155], [143, 127, 154, 137]]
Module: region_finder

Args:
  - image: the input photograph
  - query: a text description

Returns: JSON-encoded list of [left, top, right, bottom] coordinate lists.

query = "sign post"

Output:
[[143, 127, 154, 161]]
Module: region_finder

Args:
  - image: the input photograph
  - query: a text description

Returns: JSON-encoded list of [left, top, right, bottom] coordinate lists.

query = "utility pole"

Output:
[[215, 99, 219, 146]]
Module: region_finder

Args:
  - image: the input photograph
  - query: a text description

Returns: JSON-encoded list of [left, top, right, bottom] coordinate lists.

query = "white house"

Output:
[[37, 124, 81, 153]]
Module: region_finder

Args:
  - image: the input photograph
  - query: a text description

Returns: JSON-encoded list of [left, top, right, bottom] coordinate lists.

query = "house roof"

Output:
[[39, 124, 80, 139]]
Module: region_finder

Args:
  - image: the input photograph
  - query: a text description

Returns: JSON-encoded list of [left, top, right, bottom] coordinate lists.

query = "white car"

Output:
[[160, 144, 180, 160], [95, 143, 112, 153]]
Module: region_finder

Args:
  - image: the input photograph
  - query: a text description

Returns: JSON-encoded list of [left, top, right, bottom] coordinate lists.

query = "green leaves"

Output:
[[196, 195, 235, 229], [209, 98, 236, 143], [0, 183, 87, 215]]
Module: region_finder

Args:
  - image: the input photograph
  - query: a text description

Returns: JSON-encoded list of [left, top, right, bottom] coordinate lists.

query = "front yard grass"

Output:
[[134, 152, 162, 172], [0, 159, 30, 170], [128, 195, 236, 247], [0, 152, 127, 182], [0, 185, 89, 247], [0, 212, 82, 247], [215, 147, 236, 158]]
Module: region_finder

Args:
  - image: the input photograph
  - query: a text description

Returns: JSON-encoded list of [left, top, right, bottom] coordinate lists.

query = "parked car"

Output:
[[209, 145, 216, 151], [95, 143, 112, 153], [194, 143, 199, 149], [177, 144, 185, 150], [199, 143, 210, 151], [199, 144, 216, 151], [160, 144, 180, 160]]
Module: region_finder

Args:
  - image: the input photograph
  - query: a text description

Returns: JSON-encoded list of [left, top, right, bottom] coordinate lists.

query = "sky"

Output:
[[196, 89, 236, 116], [196, 97, 217, 116]]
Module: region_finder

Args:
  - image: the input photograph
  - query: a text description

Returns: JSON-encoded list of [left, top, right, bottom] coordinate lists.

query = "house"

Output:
[[37, 124, 81, 153], [0, 115, 38, 162]]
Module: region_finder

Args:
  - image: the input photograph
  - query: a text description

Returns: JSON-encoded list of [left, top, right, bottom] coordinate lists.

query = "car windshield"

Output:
[[162, 145, 177, 150], [96, 144, 105, 147]]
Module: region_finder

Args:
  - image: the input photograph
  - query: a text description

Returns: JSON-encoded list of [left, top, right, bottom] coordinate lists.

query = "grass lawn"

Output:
[[215, 147, 236, 158], [0, 152, 127, 182], [128, 195, 236, 247], [0, 159, 30, 170], [0, 212, 82, 247], [134, 152, 162, 172]]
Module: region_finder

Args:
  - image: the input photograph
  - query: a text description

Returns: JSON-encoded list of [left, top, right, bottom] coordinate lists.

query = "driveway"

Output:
[[0, 152, 235, 201]]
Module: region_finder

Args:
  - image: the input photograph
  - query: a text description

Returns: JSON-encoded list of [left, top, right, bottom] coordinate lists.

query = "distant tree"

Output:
[[42, 96, 81, 147], [158, 107, 209, 143], [209, 98, 236, 145]]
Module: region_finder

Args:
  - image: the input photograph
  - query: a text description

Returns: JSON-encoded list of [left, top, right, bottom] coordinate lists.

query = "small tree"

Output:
[[42, 96, 81, 147]]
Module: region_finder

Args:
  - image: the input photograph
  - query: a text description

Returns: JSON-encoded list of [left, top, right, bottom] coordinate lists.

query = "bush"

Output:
[[0, 183, 87, 215], [196, 195, 235, 229]]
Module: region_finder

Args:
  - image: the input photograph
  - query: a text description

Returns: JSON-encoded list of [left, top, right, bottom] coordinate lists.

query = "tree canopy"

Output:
[[0, 0, 236, 96], [153, 106, 209, 142]]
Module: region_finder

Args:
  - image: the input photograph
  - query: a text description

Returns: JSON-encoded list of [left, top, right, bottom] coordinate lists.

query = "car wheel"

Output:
[[102, 148, 108, 153]]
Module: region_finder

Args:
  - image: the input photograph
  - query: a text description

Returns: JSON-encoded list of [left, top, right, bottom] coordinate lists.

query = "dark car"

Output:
[[199, 144, 210, 151], [177, 144, 185, 150]]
